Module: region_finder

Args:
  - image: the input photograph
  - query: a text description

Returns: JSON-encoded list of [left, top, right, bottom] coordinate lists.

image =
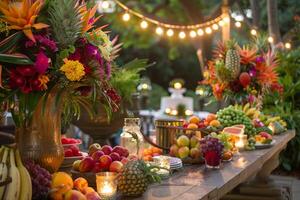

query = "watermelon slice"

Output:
[[223, 127, 244, 135], [232, 124, 245, 130]]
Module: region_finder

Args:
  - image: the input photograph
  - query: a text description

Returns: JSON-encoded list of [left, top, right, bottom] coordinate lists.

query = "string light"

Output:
[[218, 20, 224, 26], [140, 20, 148, 29], [101, 1, 110, 9], [205, 27, 212, 34], [166, 29, 174, 37], [189, 30, 197, 38], [156, 27, 164, 35], [122, 12, 130, 21], [268, 36, 274, 43], [179, 31, 186, 39], [235, 21, 241, 28], [197, 29, 204, 36], [212, 24, 219, 30], [250, 29, 257, 36], [223, 17, 230, 23], [285, 42, 291, 49]]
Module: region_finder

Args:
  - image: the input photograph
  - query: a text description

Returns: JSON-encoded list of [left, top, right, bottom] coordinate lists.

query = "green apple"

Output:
[[177, 135, 190, 147], [190, 136, 199, 148], [178, 146, 189, 159]]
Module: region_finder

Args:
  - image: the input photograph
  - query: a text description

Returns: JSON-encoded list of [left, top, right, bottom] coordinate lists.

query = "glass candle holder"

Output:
[[235, 135, 247, 151], [96, 172, 117, 199]]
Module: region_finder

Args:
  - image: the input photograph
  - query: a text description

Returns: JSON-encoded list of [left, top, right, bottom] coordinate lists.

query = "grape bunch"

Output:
[[25, 161, 51, 200], [200, 137, 224, 158], [217, 106, 256, 136]]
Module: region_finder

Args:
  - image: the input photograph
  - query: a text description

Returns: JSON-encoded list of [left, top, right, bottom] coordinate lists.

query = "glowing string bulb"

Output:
[[122, 13, 130, 21], [218, 20, 224, 26], [179, 31, 186, 39], [140, 20, 148, 29], [212, 24, 219, 30], [268, 36, 274, 43], [101, 1, 110, 9], [285, 42, 291, 49], [223, 17, 230, 23], [189, 30, 197, 38], [205, 27, 212, 34], [156, 27, 164, 35], [250, 29, 257, 36], [197, 29, 204, 36], [235, 21, 241, 28], [166, 29, 174, 37]]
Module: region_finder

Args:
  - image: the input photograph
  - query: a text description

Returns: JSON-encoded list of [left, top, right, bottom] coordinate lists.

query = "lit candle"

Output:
[[235, 135, 247, 151], [96, 172, 117, 199], [174, 82, 182, 89]]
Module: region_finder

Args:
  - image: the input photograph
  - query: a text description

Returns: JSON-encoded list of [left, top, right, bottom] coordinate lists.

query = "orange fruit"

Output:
[[152, 147, 163, 155], [189, 116, 200, 124], [209, 120, 221, 127], [187, 123, 198, 129], [206, 114, 216, 123], [51, 172, 73, 200], [143, 155, 153, 161], [143, 149, 152, 156]]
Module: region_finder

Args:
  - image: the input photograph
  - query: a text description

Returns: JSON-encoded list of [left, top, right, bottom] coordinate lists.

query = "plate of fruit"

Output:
[[255, 132, 275, 149], [61, 145, 87, 168], [61, 136, 82, 148]]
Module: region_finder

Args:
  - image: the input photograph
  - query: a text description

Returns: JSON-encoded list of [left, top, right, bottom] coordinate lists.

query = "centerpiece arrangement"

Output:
[[201, 40, 283, 106], [0, 0, 146, 172]]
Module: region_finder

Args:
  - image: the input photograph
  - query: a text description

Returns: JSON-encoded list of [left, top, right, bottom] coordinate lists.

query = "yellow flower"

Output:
[[38, 74, 49, 90], [60, 59, 85, 81]]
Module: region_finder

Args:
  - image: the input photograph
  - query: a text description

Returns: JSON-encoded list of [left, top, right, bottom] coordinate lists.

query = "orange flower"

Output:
[[0, 0, 49, 42], [238, 45, 257, 65], [80, 5, 101, 33], [38, 74, 49, 90], [212, 83, 227, 100], [212, 41, 227, 59]]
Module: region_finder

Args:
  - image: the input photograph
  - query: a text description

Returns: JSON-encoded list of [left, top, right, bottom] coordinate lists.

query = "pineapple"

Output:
[[225, 40, 241, 79], [118, 160, 161, 197]]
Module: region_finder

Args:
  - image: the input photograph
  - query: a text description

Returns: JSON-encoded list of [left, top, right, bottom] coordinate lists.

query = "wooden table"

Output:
[[129, 130, 295, 200]]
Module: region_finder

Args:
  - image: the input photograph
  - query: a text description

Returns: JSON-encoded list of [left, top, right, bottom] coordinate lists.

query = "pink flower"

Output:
[[34, 51, 49, 74]]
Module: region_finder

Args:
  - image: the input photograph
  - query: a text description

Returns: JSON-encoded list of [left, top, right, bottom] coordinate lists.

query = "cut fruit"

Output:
[[223, 127, 244, 135]]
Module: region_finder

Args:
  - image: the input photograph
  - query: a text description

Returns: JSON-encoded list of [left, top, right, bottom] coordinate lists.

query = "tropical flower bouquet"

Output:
[[201, 40, 283, 106], [0, 0, 145, 171]]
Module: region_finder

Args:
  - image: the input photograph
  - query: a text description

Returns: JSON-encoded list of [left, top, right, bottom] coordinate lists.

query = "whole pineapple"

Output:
[[118, 160, 161, 197], [225, 40, 241, 79]]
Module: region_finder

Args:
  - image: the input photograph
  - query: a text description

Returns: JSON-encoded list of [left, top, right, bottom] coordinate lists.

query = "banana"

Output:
[[243, 103, 250, 113], [0, 147, 9, 199], [245, 108, 257, 118], [265, 116, 281, 125], [16, 149, 32, 200], [4, 148, 20, 200]]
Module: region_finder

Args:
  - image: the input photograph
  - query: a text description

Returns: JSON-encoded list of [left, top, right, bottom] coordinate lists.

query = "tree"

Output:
[[267, 0, 281, 43]]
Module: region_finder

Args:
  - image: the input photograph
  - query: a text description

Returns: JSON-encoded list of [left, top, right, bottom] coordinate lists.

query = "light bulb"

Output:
[[197, 29, 204, 36], [140, 20, 148, 29], [205, 27, 212, 34], [285, 42, 291, 49], [156, 27, 164, 35], [179, 31, 186, 39], [250, 29, 257, 36], [122, 13, 130, 21], [218, 20, 224, 26], [212, 24, 219, 30], [235, 21, 241, 28], [189, 30, 197, 38], [268, 36, 274, 43], [166, 29, 174, 37], [223, 17, 230, 23], [101, 1, 110, 9]]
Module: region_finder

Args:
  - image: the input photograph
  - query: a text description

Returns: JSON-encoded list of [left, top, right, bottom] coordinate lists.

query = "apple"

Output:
[[177, 135, 190, 147], [64, 189, 86, 200], [169, 144, 179, 157], [109, 161, 123, 173], [72, 160, 81, 171], [190, 148, 201, 159], [178, 146, 189, 159], [121, 157, 129, 165], [109, 152, 121, 161], [190, 136, 199, 148], [92, 162, 102, 173], [101, 145, 113, 155], [85, 191, 101, 200], [88, 143, 101, 156], [82, 187, 95, 195], [73, 177, 88, 192], [113, 146, 129, 157], [91, 150, 105, 161], [78, 157, 95, 172], [99, 155, 112, 170]]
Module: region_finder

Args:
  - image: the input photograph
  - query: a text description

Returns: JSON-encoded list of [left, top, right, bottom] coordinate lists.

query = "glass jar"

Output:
[[120, 118, 144, 158]]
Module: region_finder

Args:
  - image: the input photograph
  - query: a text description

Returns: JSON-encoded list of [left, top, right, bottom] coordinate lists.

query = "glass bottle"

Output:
[[120, 118, 144, 158]]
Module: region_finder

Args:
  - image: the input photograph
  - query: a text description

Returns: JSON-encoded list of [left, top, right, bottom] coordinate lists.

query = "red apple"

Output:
[[109, 152, 120, 161], [109, 161, 123, 173], [88, 143, 101, 156], [92, 162, 103, 173], [79, 157, 95, 172], [101, 145, 113, 155], [121, 157, 129, 165], [91, 150, 105, 161], [99, 155, 112, 170]]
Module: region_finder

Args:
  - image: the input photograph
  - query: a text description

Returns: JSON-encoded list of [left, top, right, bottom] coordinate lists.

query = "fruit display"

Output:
[[50, 172, 101, 200], [210, 132, 234, 151], [64, 145, 83, 157], [169, 135, 202, 163], [255, 132, 273, 144], [118, 160, 161, 197], [217, 106, 256, 136], [72, 144, 129, 174], [0, 147, 32, 200], [142, 147, 163, 161], [200, 137, 224, 167]]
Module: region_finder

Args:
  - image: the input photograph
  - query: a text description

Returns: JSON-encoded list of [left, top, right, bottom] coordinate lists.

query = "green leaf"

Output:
[[0, 32, 23, 53], [0, 53, 33, 65]]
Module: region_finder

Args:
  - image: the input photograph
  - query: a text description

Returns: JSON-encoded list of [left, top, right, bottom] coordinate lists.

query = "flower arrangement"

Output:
[[201, 40, 283, 105], [0, 0, 145, 127]]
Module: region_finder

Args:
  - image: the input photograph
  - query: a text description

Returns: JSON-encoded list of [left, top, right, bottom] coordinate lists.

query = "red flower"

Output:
[[34, 51, 49, 74]]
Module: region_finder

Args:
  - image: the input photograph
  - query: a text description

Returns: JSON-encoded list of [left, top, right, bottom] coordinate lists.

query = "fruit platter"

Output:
[[61, 137, 85, 168]]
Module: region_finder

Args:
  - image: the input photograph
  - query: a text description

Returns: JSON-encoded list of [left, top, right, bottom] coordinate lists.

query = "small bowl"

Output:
[[62, 141, 82, 149]]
